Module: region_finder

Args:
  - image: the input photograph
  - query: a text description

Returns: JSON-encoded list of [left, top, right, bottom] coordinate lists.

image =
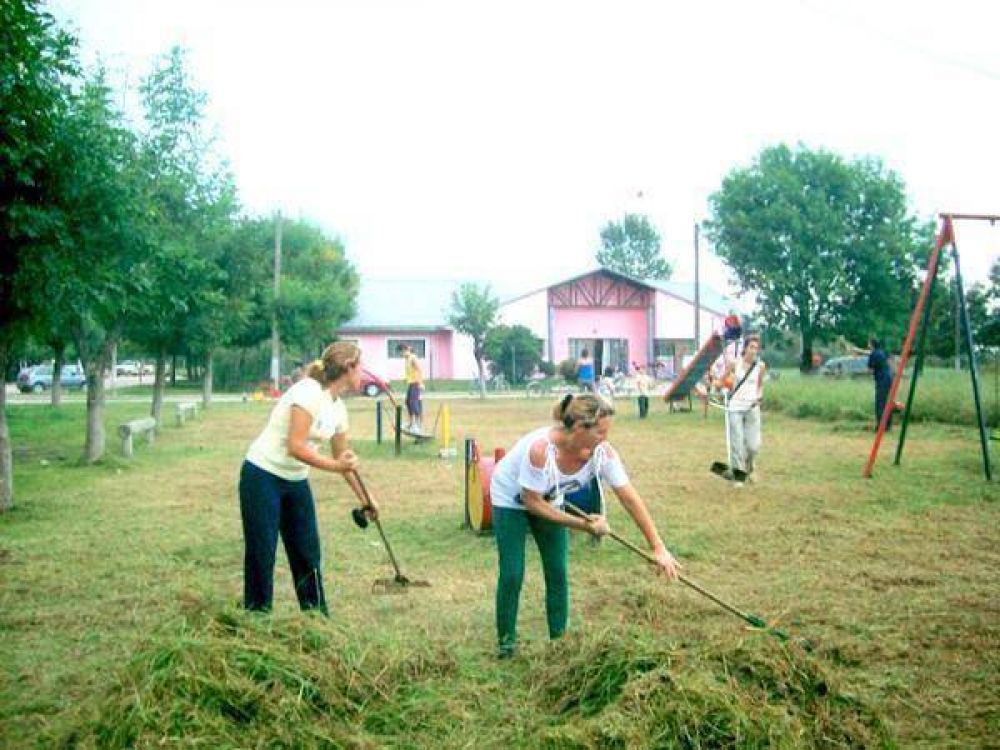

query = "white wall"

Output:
[[654, 291, 723, 343], [499, 290, 549, 343]]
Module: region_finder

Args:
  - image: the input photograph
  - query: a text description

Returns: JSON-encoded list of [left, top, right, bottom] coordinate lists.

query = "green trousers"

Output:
[[493, 506, 569, 651]]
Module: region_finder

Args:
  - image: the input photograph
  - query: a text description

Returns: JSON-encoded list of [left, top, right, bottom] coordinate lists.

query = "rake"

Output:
[[564, 501, 811, 649], [349, 470, 430, 592]]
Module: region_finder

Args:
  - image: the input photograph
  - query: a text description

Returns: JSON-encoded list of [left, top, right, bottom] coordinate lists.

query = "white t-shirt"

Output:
[[245, 377, 349, 480], [490, 426, 629, 511], [729, 358, 763, 412]]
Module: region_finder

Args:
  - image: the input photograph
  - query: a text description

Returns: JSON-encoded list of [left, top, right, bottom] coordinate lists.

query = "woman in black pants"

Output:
[[239, 341, 378, 614]]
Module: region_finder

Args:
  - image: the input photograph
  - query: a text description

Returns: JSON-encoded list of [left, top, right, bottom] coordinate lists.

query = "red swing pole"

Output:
[[863, 217, 953, 478]]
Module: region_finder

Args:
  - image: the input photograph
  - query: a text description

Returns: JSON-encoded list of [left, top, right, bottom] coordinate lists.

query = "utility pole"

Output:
[[694, 222, 701, 346], [271, 211, 282, 392]]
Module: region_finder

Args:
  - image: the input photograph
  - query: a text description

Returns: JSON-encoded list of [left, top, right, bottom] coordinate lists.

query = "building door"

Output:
[[603, 338, 628, 375]]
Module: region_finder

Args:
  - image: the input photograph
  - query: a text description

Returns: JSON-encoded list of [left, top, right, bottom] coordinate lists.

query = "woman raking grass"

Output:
[[489, 394, 680, 658]]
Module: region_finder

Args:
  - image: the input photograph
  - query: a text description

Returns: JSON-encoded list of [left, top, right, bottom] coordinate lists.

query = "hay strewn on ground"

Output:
[[1, 396, 997, 748]]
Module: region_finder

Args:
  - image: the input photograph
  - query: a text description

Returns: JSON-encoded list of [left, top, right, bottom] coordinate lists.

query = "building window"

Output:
[[387, 338, 426, 359], [654, 339, 694, 358]]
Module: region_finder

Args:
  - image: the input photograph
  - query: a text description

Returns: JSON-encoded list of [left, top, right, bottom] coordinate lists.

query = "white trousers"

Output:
[[728, 405, 761, 473]]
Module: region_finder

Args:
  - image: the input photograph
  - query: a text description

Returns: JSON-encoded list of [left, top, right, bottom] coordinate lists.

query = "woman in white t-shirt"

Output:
[[240, 341, 377, 614], [490, 393, 680, 657]]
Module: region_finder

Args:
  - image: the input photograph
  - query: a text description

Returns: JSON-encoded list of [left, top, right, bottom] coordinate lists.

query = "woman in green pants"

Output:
[[489, 394, 680, 657]]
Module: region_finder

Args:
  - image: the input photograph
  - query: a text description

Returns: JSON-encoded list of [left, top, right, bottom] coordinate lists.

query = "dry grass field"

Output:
[[0, 394, 996, 748]]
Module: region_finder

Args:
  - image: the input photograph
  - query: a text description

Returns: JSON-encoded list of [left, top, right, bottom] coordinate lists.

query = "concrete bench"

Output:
[[119, 417, 157, 457], [175, 401, 200, 427]]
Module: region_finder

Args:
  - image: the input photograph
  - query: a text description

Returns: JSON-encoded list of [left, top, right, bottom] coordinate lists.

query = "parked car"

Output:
[[115, 360, 152, 377], [17, 364, 87, 393], [359, 370, 389, 397], [819, 356, 870, 379]]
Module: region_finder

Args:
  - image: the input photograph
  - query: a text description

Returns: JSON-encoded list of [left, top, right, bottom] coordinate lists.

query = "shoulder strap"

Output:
[[731, 360, 758, 397]]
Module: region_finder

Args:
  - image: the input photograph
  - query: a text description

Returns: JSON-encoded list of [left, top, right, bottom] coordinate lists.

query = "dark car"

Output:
[[819, 356, 870, 379], [17, 364, 87, 393]]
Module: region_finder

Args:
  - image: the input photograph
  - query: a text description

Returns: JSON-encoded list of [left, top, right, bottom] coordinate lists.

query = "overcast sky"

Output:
[[50, 0, 1000, 302]]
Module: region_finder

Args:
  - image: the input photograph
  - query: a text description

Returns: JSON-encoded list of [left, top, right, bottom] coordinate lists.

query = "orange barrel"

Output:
[[465, 441, 506, 533]]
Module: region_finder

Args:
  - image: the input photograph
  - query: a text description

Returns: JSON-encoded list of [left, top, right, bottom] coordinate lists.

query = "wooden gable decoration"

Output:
[[547, 271, 651, 309]]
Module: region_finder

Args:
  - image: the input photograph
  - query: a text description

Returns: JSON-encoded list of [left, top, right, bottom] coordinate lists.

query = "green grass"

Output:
[[765, 366, 1000, 428], [0, 391, 997, 748]]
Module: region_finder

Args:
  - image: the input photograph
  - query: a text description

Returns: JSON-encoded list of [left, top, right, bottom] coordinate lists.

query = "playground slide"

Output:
[[662, 333, 724, 402]]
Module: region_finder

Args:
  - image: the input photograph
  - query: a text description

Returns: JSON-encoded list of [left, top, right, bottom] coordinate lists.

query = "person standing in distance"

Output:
[[239, 341, 379, 614], [398, 343, 426, 434]]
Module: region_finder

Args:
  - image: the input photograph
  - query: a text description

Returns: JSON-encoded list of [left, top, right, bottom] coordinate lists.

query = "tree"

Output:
[[447, 283, 499, 398], [705, 144, 932, 371], [484, 325, 543, 385], [129, 46, 238, 418], [596, 213, 672, 280], [0, 0, 76, 510], [44, 72, 155, 462]]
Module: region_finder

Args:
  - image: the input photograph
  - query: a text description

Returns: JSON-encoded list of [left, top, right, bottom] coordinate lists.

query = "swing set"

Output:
[[864, 213, 997, 480]]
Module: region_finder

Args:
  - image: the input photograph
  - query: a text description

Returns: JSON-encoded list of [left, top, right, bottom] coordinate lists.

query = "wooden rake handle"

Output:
[[563, 501, 798, 642]]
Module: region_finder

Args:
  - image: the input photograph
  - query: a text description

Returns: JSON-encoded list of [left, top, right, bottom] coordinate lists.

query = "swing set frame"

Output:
[[864, 213, 996, 480]]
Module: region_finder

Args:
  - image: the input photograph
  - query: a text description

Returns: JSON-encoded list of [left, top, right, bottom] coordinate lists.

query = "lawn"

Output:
[[0, 393, 996, 748]]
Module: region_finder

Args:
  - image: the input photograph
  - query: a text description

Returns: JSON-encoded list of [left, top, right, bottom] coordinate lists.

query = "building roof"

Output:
[[499, 266, 734, 316], [338, 277, 521, 331]]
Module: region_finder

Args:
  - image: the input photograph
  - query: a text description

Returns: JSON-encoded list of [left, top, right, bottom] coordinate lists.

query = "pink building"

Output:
[[500, 268, 729, 377], [338, 270, 731, 382], [337, 279, 479, 381]]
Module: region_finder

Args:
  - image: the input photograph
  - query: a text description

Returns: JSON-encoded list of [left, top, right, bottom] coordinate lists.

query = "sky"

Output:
[[49, 0, 1000, 305]]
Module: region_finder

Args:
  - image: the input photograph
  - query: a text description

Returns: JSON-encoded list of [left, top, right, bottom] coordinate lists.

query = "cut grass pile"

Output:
[[531, 630, 891, 749], [54, 606, 889, 750]]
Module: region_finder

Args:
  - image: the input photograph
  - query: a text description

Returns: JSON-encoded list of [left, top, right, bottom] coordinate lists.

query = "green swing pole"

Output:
[[894, 253, 941, 465], [952, 240, 993, 480]]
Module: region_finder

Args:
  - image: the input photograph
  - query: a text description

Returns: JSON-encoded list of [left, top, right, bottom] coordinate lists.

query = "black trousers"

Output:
[[239, 460, 328, 614], [637, 395, 650, 419], [875, 379, 892, 431]]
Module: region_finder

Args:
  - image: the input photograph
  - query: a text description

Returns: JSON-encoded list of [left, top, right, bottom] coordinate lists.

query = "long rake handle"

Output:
[[564, 502, 787, 639], [350, 470, 405, 580]]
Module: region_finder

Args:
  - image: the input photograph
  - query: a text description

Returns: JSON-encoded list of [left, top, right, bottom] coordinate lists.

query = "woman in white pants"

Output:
[[716, 336, 766, 484]]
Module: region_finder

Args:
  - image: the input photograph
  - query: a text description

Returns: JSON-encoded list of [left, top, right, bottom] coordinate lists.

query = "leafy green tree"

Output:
[[596, 213, 672, 280], [484, 325, 543, 385], [274, 220, 358, 358], [0, 0, 76, 509], [206, 216, 358, 388], [706, 144, 932, 371], [44, 72, 155, 462], [447, 283, 499, 398], [128, 46, 238, 418]]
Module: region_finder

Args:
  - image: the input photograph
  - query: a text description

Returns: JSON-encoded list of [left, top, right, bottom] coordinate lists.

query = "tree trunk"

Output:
[[202, 349, 213, 408], [52, 348, 64, 407], [476, 356, 487, 400], [82, 342, 114, 464], [170, 353, 177, 387], [151, 345, 167, 423], [0, 340, 14, 512], [800, 327, 815, 373]]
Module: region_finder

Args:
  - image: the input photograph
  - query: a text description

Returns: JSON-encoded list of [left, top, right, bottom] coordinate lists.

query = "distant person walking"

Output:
[[239, 341, 379, 614], [867, 338, 894, 432], [714, 335, 767, 485], [398, 343, 425, 434], [576, 348, 596, 393]]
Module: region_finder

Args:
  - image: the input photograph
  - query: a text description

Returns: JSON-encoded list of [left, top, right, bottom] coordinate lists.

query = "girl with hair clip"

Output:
[[489, 393, 680, 658], [239, 341, 379, 615]]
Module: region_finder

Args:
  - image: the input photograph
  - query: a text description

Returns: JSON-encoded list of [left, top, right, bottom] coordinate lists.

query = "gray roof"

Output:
[[339, 278, 521, 330], [341, 269, 734, 331]]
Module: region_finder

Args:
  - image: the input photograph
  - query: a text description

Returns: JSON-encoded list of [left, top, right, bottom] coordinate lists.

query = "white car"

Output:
[[116, 360, 142, 376]]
